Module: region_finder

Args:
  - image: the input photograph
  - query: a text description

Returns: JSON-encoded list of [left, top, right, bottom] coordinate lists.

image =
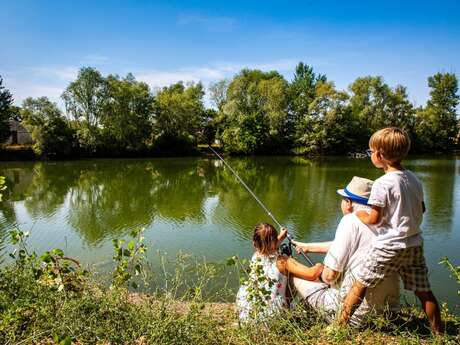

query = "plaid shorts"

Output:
[[356, 245, 431, 292]]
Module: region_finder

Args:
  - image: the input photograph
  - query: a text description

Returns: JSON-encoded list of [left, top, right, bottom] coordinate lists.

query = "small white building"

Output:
[[4, 119, 33, 145]]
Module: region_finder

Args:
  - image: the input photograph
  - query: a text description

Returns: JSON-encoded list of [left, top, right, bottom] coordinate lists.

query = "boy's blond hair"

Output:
[[369, 127, 410, 164]]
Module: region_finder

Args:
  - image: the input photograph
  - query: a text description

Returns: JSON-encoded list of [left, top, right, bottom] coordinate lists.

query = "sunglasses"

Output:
[[365, 149, 374, 157]]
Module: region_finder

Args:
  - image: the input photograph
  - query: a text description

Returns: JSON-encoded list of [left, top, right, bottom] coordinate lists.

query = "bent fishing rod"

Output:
[[208, 145, 314, 266]]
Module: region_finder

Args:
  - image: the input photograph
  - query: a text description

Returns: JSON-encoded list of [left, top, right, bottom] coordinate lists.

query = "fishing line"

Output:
[[208, 145, 314, 266]]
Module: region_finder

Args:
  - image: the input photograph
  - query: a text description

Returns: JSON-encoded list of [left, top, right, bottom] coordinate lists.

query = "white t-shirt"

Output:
[[368, 170, 424, 249], [296, 213, 400, 326]]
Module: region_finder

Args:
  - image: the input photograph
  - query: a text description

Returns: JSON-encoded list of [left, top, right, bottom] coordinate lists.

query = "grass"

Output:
[[1, 259, 459, 345], [1, 228, 459, 344]]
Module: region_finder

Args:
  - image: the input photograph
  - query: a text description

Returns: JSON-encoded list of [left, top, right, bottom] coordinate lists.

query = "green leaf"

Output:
[[127, 240, 135, 251], [40, 252, 52, 263], [51, 248, 64, 257], [60, 336, 72, 345], [226, 256, 236, 266]]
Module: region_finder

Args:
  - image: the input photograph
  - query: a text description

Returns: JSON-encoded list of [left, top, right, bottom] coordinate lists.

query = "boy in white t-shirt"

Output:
[[339, 127, 442, 334]]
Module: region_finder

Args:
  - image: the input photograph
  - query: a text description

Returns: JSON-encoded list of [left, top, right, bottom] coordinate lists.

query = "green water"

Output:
[[0, 156, 459, 309]]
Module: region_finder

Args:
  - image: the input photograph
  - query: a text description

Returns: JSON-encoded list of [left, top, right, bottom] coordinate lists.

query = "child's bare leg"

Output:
[[339, 281, 367, 325], [415, 290, 443, 334]]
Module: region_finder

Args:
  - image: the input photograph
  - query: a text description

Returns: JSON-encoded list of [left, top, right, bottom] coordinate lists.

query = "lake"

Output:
[[0, 156, 459, 310]]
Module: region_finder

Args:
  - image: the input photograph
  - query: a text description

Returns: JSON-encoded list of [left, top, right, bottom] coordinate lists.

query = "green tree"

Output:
[[100, 74, 154, 152], [208, 79, 230, 112], [21, 97, 75, 157], [0, 76, 14, 142], [219, 69, 289, 154], [348, 76, 416, 148], [288, 62, 326, 128], [62, 67, 106, 151], [294, 81, 355, 154], [152, 82, 206, 152], [415, 73, 459, 151]]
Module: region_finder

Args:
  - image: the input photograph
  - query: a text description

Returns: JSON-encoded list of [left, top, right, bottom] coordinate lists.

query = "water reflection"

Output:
[[407, 158, 456, 235], [0, 157, 458, 246]]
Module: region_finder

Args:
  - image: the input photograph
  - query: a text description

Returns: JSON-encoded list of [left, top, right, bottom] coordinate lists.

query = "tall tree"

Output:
[[294, 81, 355, 154], [208, 79, 230, 112], [21, 97, 75, 157], [348, 76, 416, 148], [219, 69, 289, 154], [100, 74, 154, 152], [415, 73, 459, 151], [152, 82, 206, 151], [0, 76, 14, 141], [288, 62, 327, 120], [62, 67, 106, 150]]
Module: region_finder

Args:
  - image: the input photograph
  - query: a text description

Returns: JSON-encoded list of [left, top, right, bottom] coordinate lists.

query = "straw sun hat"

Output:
[[337, 176, 374, 205]]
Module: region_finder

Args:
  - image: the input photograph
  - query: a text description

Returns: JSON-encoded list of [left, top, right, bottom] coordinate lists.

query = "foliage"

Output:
[[415, 73, 459, 152], [8, 229, 36, 267], [3, 66, 459, 157], [208, 79, 230, 112], [347, 76, 416, 149], [288, 62, 327, 139], [293, 81, 356, 154], [152, 82, 206, 151], [8, 229, 88, 292], [0, 75, 14, 142], [62, 67, 106, 151], [112, 227, 148, 289], [1, 251, 459, 344], [21, 97, 75, 157], [0, 175, 6, 201], [219, 69, 290, 154], [100, 73, 154, 152], [440, 257, 460, 297]]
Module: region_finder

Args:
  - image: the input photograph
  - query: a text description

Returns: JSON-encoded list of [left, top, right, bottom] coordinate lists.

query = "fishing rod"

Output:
[[208, 145, 314, 266]]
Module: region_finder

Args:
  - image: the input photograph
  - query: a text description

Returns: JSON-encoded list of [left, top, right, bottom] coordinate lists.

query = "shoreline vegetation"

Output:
[[1, 144, 460, 162], [1, 225, 460, 344], [1, 63, 459, 160]]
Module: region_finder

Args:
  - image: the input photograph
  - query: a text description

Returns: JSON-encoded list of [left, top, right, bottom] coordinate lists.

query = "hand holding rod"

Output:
[[208, 145, 314, 266]]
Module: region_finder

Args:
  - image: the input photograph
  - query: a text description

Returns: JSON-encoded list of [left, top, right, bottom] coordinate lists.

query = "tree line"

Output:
[[0, 63, 459, 158]]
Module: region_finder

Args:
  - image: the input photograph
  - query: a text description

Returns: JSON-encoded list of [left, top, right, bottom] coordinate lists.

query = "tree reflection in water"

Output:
[[0, 156, 457, 248]]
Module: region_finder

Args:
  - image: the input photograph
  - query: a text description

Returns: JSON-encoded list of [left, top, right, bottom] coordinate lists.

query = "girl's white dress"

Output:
[[236, 253, 287, 321]]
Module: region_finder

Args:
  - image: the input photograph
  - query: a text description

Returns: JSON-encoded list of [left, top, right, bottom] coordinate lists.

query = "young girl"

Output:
[[236, 223, 323, 321]]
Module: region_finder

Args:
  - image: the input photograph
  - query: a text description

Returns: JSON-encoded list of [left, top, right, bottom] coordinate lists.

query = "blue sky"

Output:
[[1, 0, 459, 107]]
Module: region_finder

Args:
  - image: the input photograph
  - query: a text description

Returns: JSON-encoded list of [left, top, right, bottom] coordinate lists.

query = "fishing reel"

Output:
[[279, 242, 292, 257]]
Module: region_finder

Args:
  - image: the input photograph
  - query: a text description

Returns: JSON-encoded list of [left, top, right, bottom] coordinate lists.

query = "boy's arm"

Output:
[[356, 205, 382, 225]]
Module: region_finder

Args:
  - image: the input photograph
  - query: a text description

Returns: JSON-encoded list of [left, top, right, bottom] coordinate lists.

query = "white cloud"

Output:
[[32, 66, 79, 81], [136, 58, 299, 89], [3, 66, 78, 106], [4, 58, 301, 108]]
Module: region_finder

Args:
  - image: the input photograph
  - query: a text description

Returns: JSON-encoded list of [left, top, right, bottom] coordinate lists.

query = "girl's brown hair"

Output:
[[253, 223, 278, 256]]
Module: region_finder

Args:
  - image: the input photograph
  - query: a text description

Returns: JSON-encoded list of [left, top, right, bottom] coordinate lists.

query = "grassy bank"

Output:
[[1, 227, 459, 344], [1, 258, 460, 345]]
